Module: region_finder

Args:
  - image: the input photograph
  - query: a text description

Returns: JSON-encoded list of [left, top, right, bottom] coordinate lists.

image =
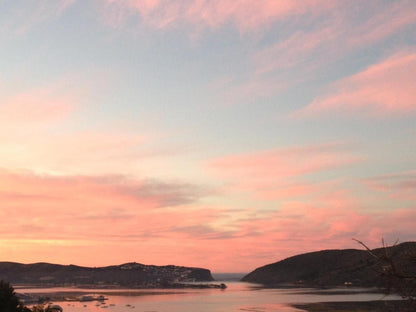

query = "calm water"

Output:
[[18, 283, 400, 312]]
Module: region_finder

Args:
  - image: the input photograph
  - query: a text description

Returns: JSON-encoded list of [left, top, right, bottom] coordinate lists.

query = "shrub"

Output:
[[0, 280, 31, 312], [354, 239, 416, 311]]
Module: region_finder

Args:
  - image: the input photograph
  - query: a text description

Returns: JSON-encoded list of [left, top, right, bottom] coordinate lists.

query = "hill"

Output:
[[0, 262, 214, 287], [242, 242, 416, 287]]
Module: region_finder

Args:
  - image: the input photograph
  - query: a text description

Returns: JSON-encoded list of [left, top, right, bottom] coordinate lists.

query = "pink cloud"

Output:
[[0, 0, 75, 35], [0, 87, 74, 127], [0, 78, 78, 170], [191, 194, 415, 271], [294, 51, 416, 118], [212, 143, 357, 178], [0, 72, 93, 130], [247, 1, 415, 99], [0, 168, 207, 216], [346, 1, 416, 48], [0, 125, 197, 177], [99, 1, 414, 106], [103, 0, 333, 32], [0, 74, 147, 176], [222, 192, 416, 270], [210, 75, 289, 107], [255, 1, 415, 73], [0, 170, 216, 265], [363, 170, 416, 201], [184, 0, 334, 33], [1, 168, 414, 272], [253, 26, 338, 76], [209, 142, 360, 200]]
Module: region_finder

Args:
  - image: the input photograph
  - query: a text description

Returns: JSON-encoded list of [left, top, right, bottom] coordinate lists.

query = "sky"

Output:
[[0, 0, 415, 273]]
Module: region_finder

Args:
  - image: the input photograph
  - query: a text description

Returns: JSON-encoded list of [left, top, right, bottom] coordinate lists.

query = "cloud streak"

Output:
[[0, 0, 75, 35], [293, 51, 416, 118], [0, 167, 414, 272], [102, 0, 333, 33], [363, 170, 416, 201], [0, 0, 415, 273], [0, 83, 75, 127], [209, 142, 360, 199]]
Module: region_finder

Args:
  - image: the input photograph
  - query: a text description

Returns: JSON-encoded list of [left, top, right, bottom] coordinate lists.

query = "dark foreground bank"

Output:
[[293, 299, 411, 312]]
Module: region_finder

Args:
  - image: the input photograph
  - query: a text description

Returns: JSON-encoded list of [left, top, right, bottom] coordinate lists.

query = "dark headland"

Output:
[[0, 262, 216, 288], [242, 241, 416, 287]]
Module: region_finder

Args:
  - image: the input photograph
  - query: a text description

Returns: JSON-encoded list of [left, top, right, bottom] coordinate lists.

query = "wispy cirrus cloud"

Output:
[[345, 1, 416, 48], [0, 76, 122, 175], [154, 191, 415, 271], [0, 70, 101, 132], [1, 168, 413, 272], [363, 170, 416, 201], [0, 0, 75, 35], [0, 168, 208, 213], [102, 0, 333, 32], [254, 1, 415, 75], [208, 1, 415, 105], [209, 142, 360, 200], [0, 83, 75, 128], [0, 168, 213, 247], [0, 167, 222, 268], [292, 51, 416, 118], [231, 199, 416, 260]]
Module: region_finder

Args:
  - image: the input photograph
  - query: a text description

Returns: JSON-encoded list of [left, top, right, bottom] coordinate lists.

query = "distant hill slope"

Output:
[[242, 242, 416, 287], [0, 262, 213, 287]]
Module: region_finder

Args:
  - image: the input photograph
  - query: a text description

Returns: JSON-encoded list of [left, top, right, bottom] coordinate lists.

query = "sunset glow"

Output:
[[0, 0, 415, 273]]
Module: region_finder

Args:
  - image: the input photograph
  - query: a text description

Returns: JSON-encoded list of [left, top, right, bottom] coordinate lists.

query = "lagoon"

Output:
[[17, 283, 401, 312]]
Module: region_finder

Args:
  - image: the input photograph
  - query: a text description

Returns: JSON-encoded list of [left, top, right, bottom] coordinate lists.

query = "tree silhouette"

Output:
[[354, 239, 416, 311], [0, 280, 31, 312]]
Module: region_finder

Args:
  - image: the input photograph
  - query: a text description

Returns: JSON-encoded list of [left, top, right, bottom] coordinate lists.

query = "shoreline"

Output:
[[292, 300, 410, 312], [16, 283, 226, 304]]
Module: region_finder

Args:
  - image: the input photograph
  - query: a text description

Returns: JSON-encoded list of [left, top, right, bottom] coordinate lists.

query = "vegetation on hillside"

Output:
[[242, 242, 416, 288], [243, 241, 416, 312], [354, 239, 416, 309], [0, 262, 213, 287]]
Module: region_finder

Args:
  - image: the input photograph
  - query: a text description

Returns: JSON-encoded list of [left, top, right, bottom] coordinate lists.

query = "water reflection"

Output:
[[20, 282, 400, 312]]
